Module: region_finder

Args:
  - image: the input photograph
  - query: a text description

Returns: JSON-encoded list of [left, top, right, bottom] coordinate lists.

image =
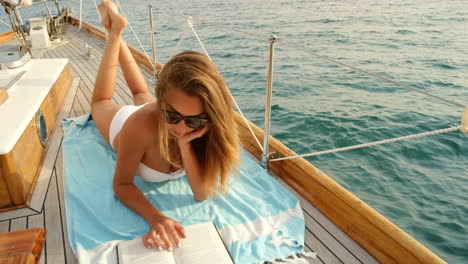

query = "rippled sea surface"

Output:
[[3, 0, 467, 262]]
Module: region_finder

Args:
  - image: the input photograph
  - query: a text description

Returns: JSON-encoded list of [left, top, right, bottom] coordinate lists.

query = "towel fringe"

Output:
[[299, 250, 318, 259], [268, 229, 301, 248], [260, 250, 318, 263], [282, 253, 310, 264]]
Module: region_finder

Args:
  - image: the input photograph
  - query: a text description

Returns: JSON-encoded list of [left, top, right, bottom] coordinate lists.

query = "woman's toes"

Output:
[[104, 0, 119, 15]]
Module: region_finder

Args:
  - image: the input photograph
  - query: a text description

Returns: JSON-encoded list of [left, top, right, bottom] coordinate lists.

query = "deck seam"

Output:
[[63, 29, 135, 104], [36, 137, 64, 216], [47, 48, 98, 106], [65, 25, 154, 99], [304, 207, 365, 264], [72, 87, 86, 115], [54, 166, 69, 264], [43, 201, 48, 264], [0, 212, 42, 222], [277, 175, 378, 263], [56, 41, 129, 106], [70, 24, 155, 93], [306, 223, 344, 263], [306, 224, 344, 264]]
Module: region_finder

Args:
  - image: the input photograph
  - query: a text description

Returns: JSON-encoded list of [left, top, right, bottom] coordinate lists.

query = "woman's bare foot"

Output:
[[98, 0, 122, 33]]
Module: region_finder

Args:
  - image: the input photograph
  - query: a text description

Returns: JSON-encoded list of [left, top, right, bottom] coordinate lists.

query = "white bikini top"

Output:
[[137, 162, 185, 182]]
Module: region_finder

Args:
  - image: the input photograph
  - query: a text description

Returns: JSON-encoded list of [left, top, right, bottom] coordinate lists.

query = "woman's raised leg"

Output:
[[118, 41, 157, 105], [98, 0, 158, 106], [91, 0, 128, 143]]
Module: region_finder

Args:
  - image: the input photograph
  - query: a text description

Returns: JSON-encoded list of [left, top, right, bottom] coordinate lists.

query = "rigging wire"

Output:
[[155, 9, 466, 110], [168, 23, 189, 59], [82, 6, 465, 156], [91, 0, 108, 39], [84, 4, 263, 151], [91, 0, 103, 26], [188, 17, 212, 62], [75, 0, 108, 41], [155, 8, 269, 41], [270, 126, 461, 162], [161, 13, 466, 156], [0, 18, 10, 27], [275, 39, 466, 109], [115, 0, 155, 71], [170, 16, 264, 151], [187, 18, 264, 151]]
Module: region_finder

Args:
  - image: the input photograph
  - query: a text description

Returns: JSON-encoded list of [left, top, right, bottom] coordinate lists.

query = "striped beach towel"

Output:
[[62, 113, 315, 263]]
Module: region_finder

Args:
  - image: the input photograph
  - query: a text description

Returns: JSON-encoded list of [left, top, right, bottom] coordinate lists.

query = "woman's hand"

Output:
[[141, 215, 186, 251], [98, 0, 127, 36], [177, 124, 209, 147]]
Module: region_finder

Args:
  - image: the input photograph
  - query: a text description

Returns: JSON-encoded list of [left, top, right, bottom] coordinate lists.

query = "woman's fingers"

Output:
[[144, 217, 186, 251], [167, 226, 181, 248], [150, 229, 162, 250], [174, 224, 187, 239], [141, 235, 152, 249], [177, 123, 209, 146], [156, 225, 173, 251], [142, 229, 161, 250]]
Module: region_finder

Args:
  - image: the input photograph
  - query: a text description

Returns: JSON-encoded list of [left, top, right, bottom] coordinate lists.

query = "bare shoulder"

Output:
[[119, 103, 159, 147], [113, 104, 158, 185]]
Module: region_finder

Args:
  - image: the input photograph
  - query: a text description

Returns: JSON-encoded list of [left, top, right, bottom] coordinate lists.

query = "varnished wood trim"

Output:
[[0, 31, 15, 45], [234, 114, 446, 264], [0, 227, 46, 262], [0, 65, 72, 209], [0, 165, 13, 208], [0, 153, 25, 205], [0, 204, 27, 213], [26, 65, 73, 204]]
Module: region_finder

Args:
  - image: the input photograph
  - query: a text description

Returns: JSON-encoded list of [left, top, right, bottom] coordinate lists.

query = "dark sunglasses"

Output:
[[164, 110, 208, 129]]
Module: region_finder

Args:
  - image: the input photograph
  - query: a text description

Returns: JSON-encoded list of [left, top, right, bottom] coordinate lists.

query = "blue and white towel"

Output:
[[62, 113, 315, 264]]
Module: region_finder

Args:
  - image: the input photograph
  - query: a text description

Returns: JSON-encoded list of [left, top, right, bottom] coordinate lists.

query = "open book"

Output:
[[117, 222, 233, 264]]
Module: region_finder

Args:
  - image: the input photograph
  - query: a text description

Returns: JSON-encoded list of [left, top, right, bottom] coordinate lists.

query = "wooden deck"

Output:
[[0, 24, 378, 264]]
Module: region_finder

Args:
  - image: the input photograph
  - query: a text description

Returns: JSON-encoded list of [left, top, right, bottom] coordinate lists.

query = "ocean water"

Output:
[[2, 0, 467, 262]]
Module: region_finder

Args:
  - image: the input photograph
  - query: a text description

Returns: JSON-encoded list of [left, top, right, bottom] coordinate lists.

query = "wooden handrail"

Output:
[[0, 31, 15, 45]]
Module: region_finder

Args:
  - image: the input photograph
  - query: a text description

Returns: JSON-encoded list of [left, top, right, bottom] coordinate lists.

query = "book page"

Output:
[[173, 222, 233, 264], [118, 236, 176, 264]]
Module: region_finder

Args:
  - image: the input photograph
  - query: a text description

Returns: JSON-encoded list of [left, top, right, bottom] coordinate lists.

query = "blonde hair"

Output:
[[156, 51, 239, 196]]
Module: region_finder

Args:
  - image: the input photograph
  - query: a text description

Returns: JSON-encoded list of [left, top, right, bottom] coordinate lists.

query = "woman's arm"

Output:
[[92, 34, 123, 103], [177, 125, 210, 201], [97, 0, 185, 251], [99, 0, 160, 96], [179, 143, 210, 201], [92, 0, 127, 104], [113, 114, 185, 250], [112, 115, 162, 221]]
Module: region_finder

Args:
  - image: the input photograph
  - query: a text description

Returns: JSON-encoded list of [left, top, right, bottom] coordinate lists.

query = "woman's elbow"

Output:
[[113, 182, 129, 199], [194, 193, 209, 202]]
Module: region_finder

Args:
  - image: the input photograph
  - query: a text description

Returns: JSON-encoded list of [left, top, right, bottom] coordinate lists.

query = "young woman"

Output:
[[92, 0, 239, 252]]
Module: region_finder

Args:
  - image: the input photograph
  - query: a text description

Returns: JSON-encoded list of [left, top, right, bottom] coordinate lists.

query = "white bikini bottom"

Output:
[[109, 103, 148, 150], [108, 103, 185, 182]]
